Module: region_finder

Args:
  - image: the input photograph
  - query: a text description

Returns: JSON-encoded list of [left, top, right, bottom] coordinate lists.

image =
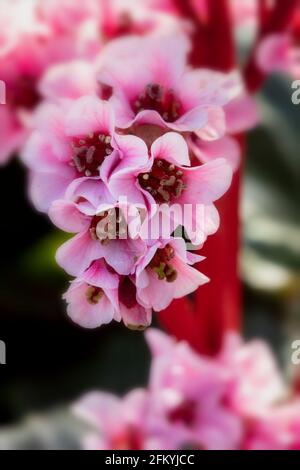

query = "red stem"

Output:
[[160, 0, 240, 355]]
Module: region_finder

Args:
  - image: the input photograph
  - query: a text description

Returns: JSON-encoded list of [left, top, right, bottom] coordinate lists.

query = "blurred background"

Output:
[[0, 1, 300, 450]]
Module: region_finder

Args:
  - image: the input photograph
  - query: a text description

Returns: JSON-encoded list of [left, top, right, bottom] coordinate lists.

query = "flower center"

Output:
[[138, 159, 186, 203], [85, 285, 104, 305], [89, 208, 127, 244], [148, 244, 177, 282], [119, 277, 137, 309], [112, 427, 143, 450], [7, 76, 41, 111], [168, 400, 196, 427], [70, 132, 112, 177], [133, 83, 182, 122]]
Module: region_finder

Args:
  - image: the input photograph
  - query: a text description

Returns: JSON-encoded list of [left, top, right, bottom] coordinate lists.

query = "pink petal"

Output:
[[64, 281, 116, 329], [180, 159, 233, 205], [225, 95, 259, 134], [29, 169, 74, 212], [66, 178, 115, 213], [120, 303, 152, 330], [151, 132, 190, 166], [103, 239, 145, 275], [81, 259, 119, 290], [49, 199, 90, 233], [195, 106, 226, 141], [191, 135, 241, 171], [40, 60, 97, 101], [56, 230, 104, 276], [257, 34, 292, 74], [145, 328, 176, 357], [73, 391, 122, 432], [65, 96, 115, 137]]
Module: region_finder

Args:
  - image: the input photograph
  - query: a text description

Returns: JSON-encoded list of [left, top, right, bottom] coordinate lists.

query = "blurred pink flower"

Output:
[[145, 329, 242, 449], [73, 389, 181, 450], [218, 333, 286, 416], [0, 0, 102, 164], [257, 33, 300, 79]]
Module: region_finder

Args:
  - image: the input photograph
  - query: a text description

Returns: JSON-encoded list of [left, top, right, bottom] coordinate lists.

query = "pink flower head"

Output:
[[104, 131, 232, 244], [98, 34, 242, 137], [0, 0, 101, 164], [218, 333, 286, 416], [145, 329, 242, 450], [49, 178, 147, 277], [257, 33, 300, 79], [73, 389, 149, 450], [23, 96, 117, 212], [135, 238, 209, 312], [63, 259, 151, 330]]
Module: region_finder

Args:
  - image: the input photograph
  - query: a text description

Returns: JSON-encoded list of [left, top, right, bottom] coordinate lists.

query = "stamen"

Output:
[[132, 83, 182, 123], [148, 244, 177, 282], [138, 159, 186, 204], [85, 285, 104, 305], [70, 132, 112, 177]]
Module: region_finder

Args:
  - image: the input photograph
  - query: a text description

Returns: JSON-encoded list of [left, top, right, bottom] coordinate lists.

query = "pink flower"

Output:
[[64, 259, 119, 329], [63, 259, 151, 330], [135, 239, 209, 312], [23, 96, 117, 212], [218, 333, 286, 417], [257, 33, 300, 79], [104, 131, 232, 244], [73, 389, 150, 450], [0, 0, 101, 164], [145, 329, 242, 450], [98, 34, 242, 137], [245, 401, 300, 450], [49, 179, 147, 276]]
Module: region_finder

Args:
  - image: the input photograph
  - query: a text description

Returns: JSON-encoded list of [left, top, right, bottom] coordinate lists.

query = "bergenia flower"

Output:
[[49, 179, 146, 276], [257, 33, 300, 79], [145, 329, 242, 450], [63, 259, 151, 330], [98, 34, 242, 138], [135, 239, 209, 312], [104, 131, 232, 244], [0, 0, 102, 164], [73, 389, 150, 450], [218, 333, 286, 416], [23, 96, 117, 212]]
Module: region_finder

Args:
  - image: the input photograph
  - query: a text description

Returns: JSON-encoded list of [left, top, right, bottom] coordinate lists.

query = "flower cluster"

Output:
[[74, 329, 300, 450], [22, 30, 246, 331]]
